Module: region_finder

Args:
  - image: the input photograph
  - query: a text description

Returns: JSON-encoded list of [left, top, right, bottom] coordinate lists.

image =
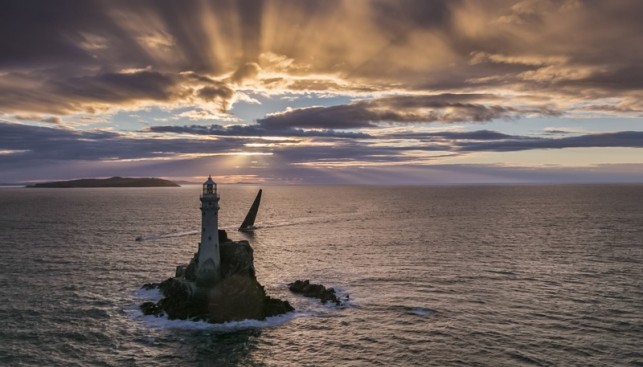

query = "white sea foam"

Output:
[[134, 288, 164, 302], [329, 286, 357, 307], [406, 307, 434, 317], [129, 284, 302, 332], [287, 285, 357, 313], [131, 308, 300, 332]]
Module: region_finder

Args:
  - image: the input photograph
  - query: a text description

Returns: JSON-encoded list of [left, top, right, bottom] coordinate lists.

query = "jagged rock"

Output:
[[184, 257, 197, 281], [205, 274, 267, 323], [289, 279, 342, 305], [139, 240, 293, 323], [218, 229, 229, 243], [264, 296, 294, 317], [140, 301, 163, 316], [220, 240, 255, 278]]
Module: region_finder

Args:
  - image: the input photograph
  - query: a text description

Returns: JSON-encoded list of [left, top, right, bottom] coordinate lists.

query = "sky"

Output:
[[1, 0, 643, 184]]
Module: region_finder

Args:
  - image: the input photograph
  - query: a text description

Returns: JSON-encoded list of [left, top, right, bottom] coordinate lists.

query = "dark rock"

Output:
[[289, 279, 342, 306], [220, 240, 255, 278], [159, 277, 185, 296], [175, 265, 187, 277], [184, 256, 197, 281], [139, 240, 294, 323], [156, 277, 205, 320], [218, 229, 229, 243], [206, 274, 266, 323], [264, 296, 295, 317], [140, 301, 163, 316]]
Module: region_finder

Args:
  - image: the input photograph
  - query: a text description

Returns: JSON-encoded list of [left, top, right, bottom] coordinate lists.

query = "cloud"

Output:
[[40, 116, 62, 124], [387, 129, 520, 140], [145, 123, 643, 162], [0, 69, 238, 115], [148, 124, 370, 139], [562, 65, 643, 92], [196, 85, 235, 110], [257, 94, 558, 129], [51, 71, 178, 103], [457, 131, 643, 152], [12, 114, 62, 124], [0, 1, 109, 69], [172, 108, 240, 122], [2, 0, 643, 118], [0, 120, 248, 162], [2, 119, 643, 183], [1, 1, 643, 183], [230, 62, 261, 84]]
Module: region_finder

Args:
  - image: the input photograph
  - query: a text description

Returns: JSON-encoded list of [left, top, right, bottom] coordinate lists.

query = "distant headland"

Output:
[[26, 176, 180, 188]]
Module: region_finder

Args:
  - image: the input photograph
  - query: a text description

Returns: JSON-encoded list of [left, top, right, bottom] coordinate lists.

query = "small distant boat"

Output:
[[135, 236, 143, 242], [239, 189, 262, 232]]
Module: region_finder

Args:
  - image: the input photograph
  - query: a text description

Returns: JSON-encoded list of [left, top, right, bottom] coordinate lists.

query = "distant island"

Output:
[[27, 176, 180, 188]]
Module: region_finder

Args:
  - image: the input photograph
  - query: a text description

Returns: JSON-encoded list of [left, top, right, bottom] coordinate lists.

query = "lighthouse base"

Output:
[[139, 235, 294, 323]]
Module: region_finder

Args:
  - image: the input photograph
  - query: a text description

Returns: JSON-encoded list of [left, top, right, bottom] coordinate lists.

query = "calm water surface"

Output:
[[0, 185, 641, 366]]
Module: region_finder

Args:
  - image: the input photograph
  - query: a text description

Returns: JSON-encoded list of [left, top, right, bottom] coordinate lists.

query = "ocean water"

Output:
[[0, 185, 642, 366]]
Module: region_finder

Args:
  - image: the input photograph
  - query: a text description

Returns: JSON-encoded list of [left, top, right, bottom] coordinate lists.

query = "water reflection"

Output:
[[176, 329, 262, 366]]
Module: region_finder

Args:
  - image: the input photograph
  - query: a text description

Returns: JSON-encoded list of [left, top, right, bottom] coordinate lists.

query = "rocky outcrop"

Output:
[[27, 176, 179, 188], [288, 279, 343, 306], [140, 232, 293, 323]]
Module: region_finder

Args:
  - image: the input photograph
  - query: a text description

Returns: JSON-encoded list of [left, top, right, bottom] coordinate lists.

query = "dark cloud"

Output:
[[257, 94, 558, 130], [257, 130, 643, 167], [2, 0, 643, 115], [373, 129, 643, 153], [230, 63, 261, 84], [196, 86, 234, 101], [1, 1, 643, 183], [2, 120, 643, 183], [370, 0, 455, 31], [147, 123, 643, 163], [563, 65, 643, 91], [0, 0, 262, 114], [0, 70, 236, 114], [272, 129, 643, 163], [388, 129, 520, 140], [51, 71, 178, 103], [149, 124, 370, 139], [2, 120, 640, 166], [12, 114, 62, 124], [237, 0, 263, 62], [0, 1, 107, 69], [259, 105, 380, 129], [458, 131, 643, 152], [40, 116, 62, 124], [0, 121, 245, 162]]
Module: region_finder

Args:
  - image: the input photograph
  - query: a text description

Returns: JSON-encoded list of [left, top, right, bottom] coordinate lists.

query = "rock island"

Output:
[[27, 176, 179, 188], [140, 176, 293, 323]]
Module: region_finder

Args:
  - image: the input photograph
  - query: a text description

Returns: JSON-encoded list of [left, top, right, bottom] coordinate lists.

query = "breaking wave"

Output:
[[131, 287, 300, 332], [128, 305, 299, 332]]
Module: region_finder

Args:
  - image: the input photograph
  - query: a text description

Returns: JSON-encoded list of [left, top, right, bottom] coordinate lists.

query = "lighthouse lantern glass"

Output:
[[203, 177, 217, 195]]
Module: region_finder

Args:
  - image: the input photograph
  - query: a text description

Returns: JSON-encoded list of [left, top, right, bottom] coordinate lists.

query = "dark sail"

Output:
[[239, 189, 262, 231]]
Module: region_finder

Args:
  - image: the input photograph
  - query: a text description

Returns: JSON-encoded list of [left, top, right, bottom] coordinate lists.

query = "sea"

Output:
[[0, 185, 641, 366]]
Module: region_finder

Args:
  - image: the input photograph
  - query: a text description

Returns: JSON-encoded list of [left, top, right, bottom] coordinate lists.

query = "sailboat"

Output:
[[238, 189, 262, 232]]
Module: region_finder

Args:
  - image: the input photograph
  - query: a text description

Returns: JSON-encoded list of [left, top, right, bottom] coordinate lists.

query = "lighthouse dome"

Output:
[[203, 175, 217, 195]]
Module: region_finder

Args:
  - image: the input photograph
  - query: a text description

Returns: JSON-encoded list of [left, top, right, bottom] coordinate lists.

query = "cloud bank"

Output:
[[1, 0, 643, 182]]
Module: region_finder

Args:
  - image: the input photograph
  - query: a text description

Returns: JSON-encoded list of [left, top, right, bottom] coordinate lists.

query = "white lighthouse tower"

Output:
[[196, 175, 221, 286]]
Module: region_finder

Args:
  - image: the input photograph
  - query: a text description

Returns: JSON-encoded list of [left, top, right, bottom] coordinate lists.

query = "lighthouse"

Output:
[[196, 175, 221, 286]]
